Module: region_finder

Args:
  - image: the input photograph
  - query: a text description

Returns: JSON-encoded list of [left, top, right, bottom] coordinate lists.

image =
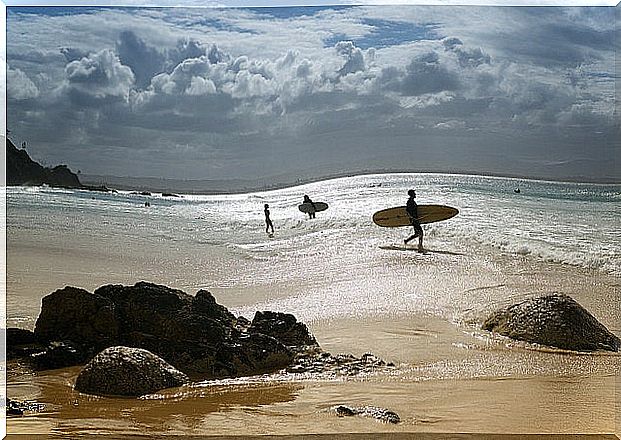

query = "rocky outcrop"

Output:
[[6, 138, 82, 188], [332, 405, 400, 424], [482, 293, 620, 352], [6, 138, 113, 192], [74, 346, 189, 397], [29, 282, 318, 380]]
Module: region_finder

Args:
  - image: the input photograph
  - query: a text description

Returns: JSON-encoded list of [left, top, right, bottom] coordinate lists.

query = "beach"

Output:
[[5, 173, 621, 436]]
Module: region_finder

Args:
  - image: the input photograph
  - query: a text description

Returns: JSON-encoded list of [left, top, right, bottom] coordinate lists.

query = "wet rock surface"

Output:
[[286, 349, 395, 377], [74, 346, 190, 397], [19, 282, 319, 381], [332, 405, 401, 424], [5, 398, 45, 416], [483, 293, 620, 352]]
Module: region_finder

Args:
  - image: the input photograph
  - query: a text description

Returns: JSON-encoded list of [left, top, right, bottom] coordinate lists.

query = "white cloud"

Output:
[[64, 49, 135, 102], [7, 66, 40, 100]]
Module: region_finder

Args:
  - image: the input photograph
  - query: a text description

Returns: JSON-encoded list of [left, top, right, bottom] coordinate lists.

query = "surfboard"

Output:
[[298, 201, 328, 214], [373, 204, 458, 227]]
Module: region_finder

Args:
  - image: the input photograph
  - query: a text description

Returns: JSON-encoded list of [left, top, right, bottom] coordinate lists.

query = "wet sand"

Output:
[[5, 204, 621, 436]]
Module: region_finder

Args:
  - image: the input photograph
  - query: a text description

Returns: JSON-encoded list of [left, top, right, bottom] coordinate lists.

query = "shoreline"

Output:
[[79, 169, 621, 196]]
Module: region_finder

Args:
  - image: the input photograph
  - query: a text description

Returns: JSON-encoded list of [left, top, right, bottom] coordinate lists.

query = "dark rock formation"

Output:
[[7, 327, 37, 346], [332, 405, 400, 424], [482, 293, 621, 352], [6, 398, 45, 416], [6, 137, 113, 192], [35, 286, 119, 350], [74, 346, 189, 397], [6, 138, 82, 188], [249, 311, 317, 348], [30, 282, 318, 380]]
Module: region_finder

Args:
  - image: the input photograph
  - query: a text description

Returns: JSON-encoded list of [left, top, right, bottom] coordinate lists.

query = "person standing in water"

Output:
[[404, 189, 424, 252], [303, 195, 316, 219], [264, 204, 274, 235]]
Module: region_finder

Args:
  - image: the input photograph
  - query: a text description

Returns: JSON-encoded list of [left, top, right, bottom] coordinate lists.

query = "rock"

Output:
[[75, 346, 189, 397], [285, 349, 394, 377], [6, 398, 45, 416], [248, 311, 318, 348], [7, 327, 37, 346], [30, 341, 91, 370], [33, 282, 306, 379], [34, 286, 119, 351], [332, 405, 400, 424], [6, 138, 83, 188], [6, 327, 46, 360], [482, 294, 621, 352]]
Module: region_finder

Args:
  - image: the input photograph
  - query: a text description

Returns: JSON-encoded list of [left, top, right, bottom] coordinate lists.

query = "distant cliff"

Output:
[[6, 138, 83, 188]]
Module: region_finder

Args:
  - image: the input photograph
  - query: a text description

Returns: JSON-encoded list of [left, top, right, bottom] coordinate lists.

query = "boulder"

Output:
[[482, 293, 621, 352], [249, 311, 318, 348], [34, 286, 119, 351], [74, 346, 189, 397], [32, 282, 304, 379]]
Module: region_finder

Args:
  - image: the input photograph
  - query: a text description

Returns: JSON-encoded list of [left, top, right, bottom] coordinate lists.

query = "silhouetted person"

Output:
[[264, 204, 274, 234], [303, 195, 316, 219], [404, 189, 424, 252]]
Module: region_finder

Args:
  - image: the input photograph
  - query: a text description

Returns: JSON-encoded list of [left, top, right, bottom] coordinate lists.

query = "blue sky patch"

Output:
[[325, 19, 442, 49]]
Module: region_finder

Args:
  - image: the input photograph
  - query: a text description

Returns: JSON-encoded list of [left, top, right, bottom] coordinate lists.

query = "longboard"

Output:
[[373, 205, 458, 227], [298, 201, 328, 214]]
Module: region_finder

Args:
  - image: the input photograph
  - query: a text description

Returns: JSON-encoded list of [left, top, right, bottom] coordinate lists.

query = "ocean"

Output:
[[5, 173, 621, 435]]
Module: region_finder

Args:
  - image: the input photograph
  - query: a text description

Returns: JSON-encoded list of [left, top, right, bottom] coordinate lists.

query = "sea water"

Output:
[[5, 173, 621, 435]]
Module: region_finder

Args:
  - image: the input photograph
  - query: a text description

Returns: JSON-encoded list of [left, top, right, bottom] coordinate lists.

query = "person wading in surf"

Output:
[[404, 189, 424, 252], [264, 204, 274, 234]]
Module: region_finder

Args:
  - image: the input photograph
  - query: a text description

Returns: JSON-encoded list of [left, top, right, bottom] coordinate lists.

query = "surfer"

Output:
[[404, 189, 424, 252], [264, 204, 274, 234], [303, 195, 316, 219]]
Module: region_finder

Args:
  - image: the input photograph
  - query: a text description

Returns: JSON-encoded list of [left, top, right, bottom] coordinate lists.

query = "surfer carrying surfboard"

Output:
[[404, 189, 424, 252], [264, 204, 275, 234], [303, 195, 317, 219]]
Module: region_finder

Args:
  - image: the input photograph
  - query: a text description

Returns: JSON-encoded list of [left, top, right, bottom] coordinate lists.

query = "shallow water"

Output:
[[5, 173, 621, 435]]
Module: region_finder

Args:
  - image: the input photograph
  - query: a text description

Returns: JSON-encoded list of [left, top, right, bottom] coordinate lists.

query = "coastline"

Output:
[[79, 168, 621, 196]]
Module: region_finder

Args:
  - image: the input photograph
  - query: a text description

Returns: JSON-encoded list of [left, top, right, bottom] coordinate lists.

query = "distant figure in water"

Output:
[[404, 189, 424, 252], [264, 204, 274, 234], [303, 195, 316, 219], [514, 188, 521, 194], [145, 201, 151, 207]]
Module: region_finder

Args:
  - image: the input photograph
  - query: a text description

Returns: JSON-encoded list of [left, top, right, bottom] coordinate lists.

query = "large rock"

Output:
[[482, 294, 621, 352], [249, 311, 318, 348], [74, 346, 189, 397], [34, 286, 119, 351], [31, 282, 309, 379]]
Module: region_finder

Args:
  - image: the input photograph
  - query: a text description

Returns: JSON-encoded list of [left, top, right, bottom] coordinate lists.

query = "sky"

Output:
[[4, 3, 620, 182]]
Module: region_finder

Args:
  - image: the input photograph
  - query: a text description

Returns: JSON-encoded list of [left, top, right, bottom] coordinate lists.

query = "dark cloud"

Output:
[[116, 31, 166, 89], [399, 52, 460, 96]]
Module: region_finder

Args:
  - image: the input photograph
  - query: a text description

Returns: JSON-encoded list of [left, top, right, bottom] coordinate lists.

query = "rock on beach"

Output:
[[482, 293, 620, 352], [74, 346, 189, 397]]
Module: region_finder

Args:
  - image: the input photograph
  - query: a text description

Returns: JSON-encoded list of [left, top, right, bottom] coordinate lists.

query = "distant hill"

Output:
[[6, 138, 83, 188]]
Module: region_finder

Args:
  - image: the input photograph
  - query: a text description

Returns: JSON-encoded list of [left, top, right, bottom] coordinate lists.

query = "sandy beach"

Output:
[[5, 174, 621, 436]]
